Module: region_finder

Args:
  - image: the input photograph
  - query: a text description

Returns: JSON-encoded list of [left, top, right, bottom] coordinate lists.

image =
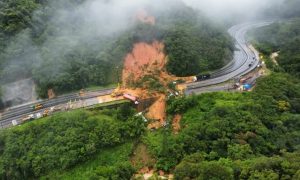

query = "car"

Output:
[[194, 73, 211, 81], [249, 61, 254, 67]]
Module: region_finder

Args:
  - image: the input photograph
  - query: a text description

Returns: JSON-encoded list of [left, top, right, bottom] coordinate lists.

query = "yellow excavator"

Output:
[[111, 83, 123, 97], [31, 103, 43, 110]]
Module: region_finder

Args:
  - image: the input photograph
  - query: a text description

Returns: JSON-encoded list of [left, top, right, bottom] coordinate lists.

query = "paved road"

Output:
[[0, 21, 272, 128], [0, 89, 114, 128], [185, 21, 273, 95]]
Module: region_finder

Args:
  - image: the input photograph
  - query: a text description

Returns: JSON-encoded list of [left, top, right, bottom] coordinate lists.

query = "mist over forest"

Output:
[[1, 0, 300, 179]]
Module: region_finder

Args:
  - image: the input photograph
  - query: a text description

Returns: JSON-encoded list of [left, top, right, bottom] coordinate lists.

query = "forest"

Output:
[[150, 17, 300, 179], [1, 72, 299, 179], [0, 0, 234, 99], [249, 19, 300, 78], [0, 105, 144, 179], [1, 0, 300, 179], [142, 72, 300, 179]]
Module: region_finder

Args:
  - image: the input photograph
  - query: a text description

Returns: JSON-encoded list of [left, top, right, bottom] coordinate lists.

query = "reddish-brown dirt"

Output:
[[135, 9, 155, 25], [122, 41, 165, 85], [47, 89, 55, 99], [172, 114, 182, 134], [121, 40, 193, 129], [146, 94, 166, 129], [118, 10, 194, 130], [122, 40, 193, 87]]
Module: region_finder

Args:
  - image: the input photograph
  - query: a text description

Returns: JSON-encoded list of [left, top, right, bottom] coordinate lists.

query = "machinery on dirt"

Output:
[[111, 84, 124, 98], [111, 91, 123, 98], [43, 109, 49, 117]]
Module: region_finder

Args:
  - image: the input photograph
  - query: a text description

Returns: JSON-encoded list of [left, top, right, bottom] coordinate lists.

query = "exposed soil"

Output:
[[121, 41, 167, 129], [119, 10, 193, 130], [172, 114, 182, 134], [97, 94, 124, 104], [47, 89, 55, 99], [135, 9, 155, 25], [146, 94, 166, 129], [122, 41, 165, 85]]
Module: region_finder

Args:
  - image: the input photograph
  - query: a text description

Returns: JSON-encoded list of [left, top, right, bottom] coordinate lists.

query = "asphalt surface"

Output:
[[0, 21, 272, 129], [0, 89, 114, 128], [185, 21, 273, 95]]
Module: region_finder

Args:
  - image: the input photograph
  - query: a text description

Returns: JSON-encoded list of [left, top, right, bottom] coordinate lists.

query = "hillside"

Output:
[[0, 0, 233, 102], [249, 19, 300, 78], [1, 0, 300, 179]]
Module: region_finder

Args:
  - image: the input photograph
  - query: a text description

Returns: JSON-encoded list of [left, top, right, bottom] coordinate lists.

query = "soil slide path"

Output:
[[122, 41, 165, 85]]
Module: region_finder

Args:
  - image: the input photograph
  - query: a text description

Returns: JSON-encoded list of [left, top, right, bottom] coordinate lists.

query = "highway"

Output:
[[0, 21, 272, 129], [0, 89, 114, 128], [185, 21, 272, 95]]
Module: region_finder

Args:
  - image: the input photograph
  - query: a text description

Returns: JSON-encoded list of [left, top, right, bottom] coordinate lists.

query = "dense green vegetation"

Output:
[[249, 19, 300, 77], [142, 73, 300, 178], [0, 0, 135, 97], [175, 151, 300, 180], [1, 1, 300, 179], [0, 105, 145, 179], [0, 0, 233, 99], [280, 0, 300, 18], [43, 142, 135, 180], [160, 7, 234, 76], [1, 74, 299, 179], [135, 19, 300, 178]]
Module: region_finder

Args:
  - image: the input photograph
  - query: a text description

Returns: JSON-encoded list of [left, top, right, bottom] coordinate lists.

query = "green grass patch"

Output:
[[86, 83, 117, 91]]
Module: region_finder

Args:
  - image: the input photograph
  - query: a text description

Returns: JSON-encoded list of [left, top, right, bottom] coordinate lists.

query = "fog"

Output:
[[1, 0, 288, 79], [0, 0, 289, 106], [183, 0, 285, 20]]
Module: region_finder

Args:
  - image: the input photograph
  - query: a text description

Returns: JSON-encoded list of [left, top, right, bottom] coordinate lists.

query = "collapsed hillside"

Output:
[[0, 0, 233, 103]]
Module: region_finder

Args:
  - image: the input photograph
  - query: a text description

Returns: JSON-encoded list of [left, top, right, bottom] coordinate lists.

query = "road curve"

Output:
[[0, 21, 272, 128], [185, 21, 273, 95]]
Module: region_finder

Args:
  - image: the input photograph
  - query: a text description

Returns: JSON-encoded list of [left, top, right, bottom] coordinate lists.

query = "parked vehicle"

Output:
[[193, 73, 211, 82], [21, 114, 34, 123], [249, 61, 254, 67]]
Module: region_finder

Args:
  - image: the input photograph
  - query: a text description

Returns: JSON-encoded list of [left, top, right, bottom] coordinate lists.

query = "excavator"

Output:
[[111, 83, 123, 97], [31, 103, 43, 110]]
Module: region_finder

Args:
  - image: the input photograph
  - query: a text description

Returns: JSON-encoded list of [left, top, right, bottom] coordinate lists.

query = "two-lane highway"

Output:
[[185, 21, 272, 94], [0, 21, 273, 128], [0, 88, 114, 128]]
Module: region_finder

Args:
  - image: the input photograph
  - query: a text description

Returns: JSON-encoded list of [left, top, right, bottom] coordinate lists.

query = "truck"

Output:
[[123, 93, 139, 104], [193, 73, 211, 82], [21, 114, 34, 123], [12, 120, 18, 126], [31, 103, 43, 110]]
